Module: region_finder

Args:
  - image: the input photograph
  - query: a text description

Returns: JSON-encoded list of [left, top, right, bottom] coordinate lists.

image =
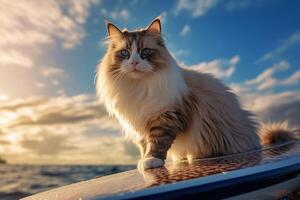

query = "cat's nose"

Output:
[[131, 60, 139, 66]]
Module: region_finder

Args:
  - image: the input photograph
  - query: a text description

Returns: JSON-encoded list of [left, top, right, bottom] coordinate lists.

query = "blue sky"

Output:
[[0, 0, 299, 164], [39, 0, 300, 96]]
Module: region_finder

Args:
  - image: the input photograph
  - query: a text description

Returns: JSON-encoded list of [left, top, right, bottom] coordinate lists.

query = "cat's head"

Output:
[[103, 17, 171, 79]]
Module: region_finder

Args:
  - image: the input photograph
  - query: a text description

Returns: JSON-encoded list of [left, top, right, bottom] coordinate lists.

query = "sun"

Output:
[[0, 94, 9, 101], [0, 111, 18, 126], [6, 133, 19, 143]]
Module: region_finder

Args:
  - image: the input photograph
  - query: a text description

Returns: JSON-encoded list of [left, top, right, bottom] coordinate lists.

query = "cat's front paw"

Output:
[[138, 157, 164, 171]]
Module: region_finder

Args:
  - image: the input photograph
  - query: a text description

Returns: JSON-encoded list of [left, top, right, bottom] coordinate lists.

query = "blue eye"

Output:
[[120, 49, 130, 58], [141, 48, 151, 59]]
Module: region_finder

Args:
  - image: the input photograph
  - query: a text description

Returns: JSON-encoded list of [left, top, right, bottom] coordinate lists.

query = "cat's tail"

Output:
[[259, 121, 299, 145]]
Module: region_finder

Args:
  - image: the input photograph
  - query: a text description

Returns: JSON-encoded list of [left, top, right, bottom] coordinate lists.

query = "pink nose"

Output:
[[131, 60, 139, 66]]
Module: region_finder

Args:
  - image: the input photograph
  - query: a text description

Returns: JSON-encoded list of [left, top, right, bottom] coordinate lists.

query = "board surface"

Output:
[[23, 141, 300, 200]]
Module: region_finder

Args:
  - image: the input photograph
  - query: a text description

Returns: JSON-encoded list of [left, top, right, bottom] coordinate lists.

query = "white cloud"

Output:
[[246, 61, 289, 86], [180, 25, 191, 36], [236, 89, 300, 128], [254, 93, 300, 127], [245, 61, 300, 91], [174, 0, 274, 17], [0, 50, 34, 68], [227, 59, 300, 128], [245, 91, 300, 113], [101, 8, 130, 21], [41, 66, 65, 77], [51, 80, 60, 86], [184, 55, 239, 79], [0, 94, 9, 101], [0, 1, 98, 98], [258, 31, 300, 63], [36, 82, 46, 88], [175, 0, 218, 17], [245, 61, 289, 91], [228, 84, 300, 129], [120, 9, 130, 19], [0, 94, 140, 164], [282, 70, 300, 85], [0, 0, 98, 50]]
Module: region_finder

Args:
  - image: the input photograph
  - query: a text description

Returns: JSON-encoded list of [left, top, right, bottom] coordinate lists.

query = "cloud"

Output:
[[0, 97, 48, 111], [37, 66, 65, 90], [180, 25, 191, 36], [230, 85, 300, 128], [101, 8, 130, 21], [0, 94, 9, 101], [246, 61, 289, 90], [245, 61, 300, 91], [282, 71, 300, 85], [20, 133, 77, 155], [0, 94, 141, 164], [41, 66, 65, 77], [0, 139, 10, 145], [239, 91, 300, 128], [174, 0, 275, 17], [1, 95, 109, 128], [0, 50, 34, 68], [0, 0, 99, 99], [0, 0, 99, 50], [175, 0, 218, 17], [228, 60, 300, 128], [36, 82, 46, 88], [184, 55, 239, 79], [259, 98, 300, 127], [258, 31, 300, 63]]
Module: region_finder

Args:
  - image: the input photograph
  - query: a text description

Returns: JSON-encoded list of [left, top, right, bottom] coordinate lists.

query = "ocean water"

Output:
[[0, 164, 135, 200]]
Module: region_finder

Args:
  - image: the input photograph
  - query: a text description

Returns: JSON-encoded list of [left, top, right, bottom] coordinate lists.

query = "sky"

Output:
[[0, 0, 299, 165]]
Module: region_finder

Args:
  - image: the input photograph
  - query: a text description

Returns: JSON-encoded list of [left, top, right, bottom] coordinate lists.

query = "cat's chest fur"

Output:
[[112, 67, 188, 136]]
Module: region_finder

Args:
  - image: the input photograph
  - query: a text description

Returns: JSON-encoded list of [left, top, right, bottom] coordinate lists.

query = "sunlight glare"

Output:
[[0, 111, 18, 126]]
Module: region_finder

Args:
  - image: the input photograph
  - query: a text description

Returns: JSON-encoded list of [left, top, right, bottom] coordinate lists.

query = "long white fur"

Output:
[[97, 43, 188, 141], [97, 41, 262, 162]]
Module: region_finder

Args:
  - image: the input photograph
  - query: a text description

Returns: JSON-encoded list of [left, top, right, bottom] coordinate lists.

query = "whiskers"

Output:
[[111, 65, 155, 80], [110, 68, 126, 81]]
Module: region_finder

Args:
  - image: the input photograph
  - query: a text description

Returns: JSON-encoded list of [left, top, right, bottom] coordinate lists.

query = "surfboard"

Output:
[[23, 141, 300, 200]]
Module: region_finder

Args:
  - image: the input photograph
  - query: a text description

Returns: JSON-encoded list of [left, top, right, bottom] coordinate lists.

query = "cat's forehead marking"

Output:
[[120, 30, 165, 51], [123, 31, 145, 51], [131, 41, 137, 53]]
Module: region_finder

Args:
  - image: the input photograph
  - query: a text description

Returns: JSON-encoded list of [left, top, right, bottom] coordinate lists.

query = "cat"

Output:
[[96, 17, 298, 170]]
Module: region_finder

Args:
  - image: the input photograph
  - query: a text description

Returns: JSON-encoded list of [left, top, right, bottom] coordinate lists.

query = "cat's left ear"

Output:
[[106, 21, 123, 38], [146, 17, 161, 35]]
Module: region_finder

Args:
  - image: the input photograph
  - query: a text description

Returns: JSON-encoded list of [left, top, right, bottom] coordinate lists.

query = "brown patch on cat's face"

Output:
[[105, 30, 170, 79]]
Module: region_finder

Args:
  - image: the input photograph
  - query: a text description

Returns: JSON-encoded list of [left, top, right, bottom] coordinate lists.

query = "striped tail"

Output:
[[259, 121, 299, 145]]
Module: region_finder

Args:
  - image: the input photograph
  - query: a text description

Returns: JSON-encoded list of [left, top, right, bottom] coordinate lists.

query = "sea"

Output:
[[1, 164, 300, 200], [0, 164, 135, 200]]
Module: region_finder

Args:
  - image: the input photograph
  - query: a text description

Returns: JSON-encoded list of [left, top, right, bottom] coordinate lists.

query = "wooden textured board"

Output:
[[23, 141, 300, 200]]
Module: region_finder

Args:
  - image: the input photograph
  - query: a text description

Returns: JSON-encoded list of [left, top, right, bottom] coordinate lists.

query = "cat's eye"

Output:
[[141, 48, 151, 59], [120, 49, 130, 58]]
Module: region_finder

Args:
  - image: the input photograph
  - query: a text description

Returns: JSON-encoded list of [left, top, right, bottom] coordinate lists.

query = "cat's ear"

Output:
[[146, 17, 161, 35], [106, 21, 123, 37]]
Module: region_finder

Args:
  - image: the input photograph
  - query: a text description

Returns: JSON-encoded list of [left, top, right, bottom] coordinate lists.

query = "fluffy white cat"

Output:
[[96, 17, 297, 170]]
